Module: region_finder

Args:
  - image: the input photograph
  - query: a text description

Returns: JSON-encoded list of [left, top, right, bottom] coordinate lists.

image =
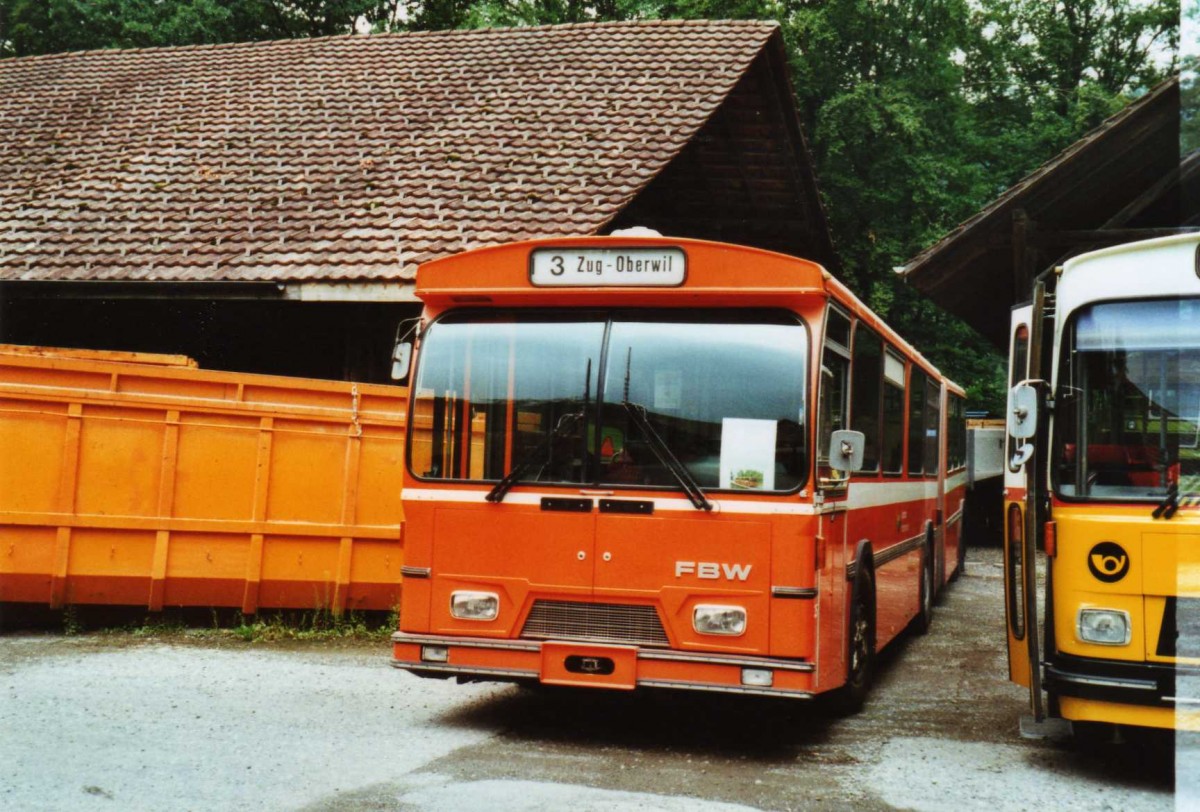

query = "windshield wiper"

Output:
[[1153, 482, 1200, 520], [486, 411, 583, 503], [622, 400, 712, 511], [1152, 483, 1179, 519]]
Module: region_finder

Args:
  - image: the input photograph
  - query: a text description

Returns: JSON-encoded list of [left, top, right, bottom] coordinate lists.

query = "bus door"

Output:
[[1004, 304, 1037, 690], [816, 308, 852, 675]]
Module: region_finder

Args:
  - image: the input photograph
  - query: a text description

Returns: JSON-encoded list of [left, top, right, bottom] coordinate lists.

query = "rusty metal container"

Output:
[[0, 345, 406, 614]]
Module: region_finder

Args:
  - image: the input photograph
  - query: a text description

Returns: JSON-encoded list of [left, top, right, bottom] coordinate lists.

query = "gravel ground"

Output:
[[1, 547, 1194, 811]]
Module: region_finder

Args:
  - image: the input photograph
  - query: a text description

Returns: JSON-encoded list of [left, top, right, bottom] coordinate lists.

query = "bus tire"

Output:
[[951, 503, 967, 582], [831, 568, 875, 715], [914, 541, 933, 636], [955, 526, 967, 580]]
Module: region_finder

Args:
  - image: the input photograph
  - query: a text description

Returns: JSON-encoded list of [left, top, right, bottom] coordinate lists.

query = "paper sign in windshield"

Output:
[[720, 418, 777, 491]]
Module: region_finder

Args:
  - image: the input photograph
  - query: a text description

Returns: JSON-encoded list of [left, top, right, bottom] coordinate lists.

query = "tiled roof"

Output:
[[0, 21, 778, 283]]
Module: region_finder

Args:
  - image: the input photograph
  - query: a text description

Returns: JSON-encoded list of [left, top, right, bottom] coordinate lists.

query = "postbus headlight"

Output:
[[693, 604, 747, 636], [1077, 608, 1131, 645], [450, 591, 499, 621]]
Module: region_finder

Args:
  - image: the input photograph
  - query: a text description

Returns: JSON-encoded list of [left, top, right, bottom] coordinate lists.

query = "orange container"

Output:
[[0, 345, 406, 614]]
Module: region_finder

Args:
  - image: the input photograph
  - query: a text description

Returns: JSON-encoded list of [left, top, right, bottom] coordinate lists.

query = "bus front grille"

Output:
[[520, 600, 670, 647]]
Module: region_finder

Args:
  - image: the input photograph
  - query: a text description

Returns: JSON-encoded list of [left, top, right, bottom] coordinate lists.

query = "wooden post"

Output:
[[1012, 209, 1038, 302]]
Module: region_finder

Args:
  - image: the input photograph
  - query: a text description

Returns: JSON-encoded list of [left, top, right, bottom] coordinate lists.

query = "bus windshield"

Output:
[[1054, 298, 1200, 501], [410, 309, 808, 493]]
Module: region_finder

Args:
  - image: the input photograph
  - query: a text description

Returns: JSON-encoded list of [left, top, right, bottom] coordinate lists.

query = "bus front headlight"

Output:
[[1077, 608, 1130, 645], [450, 591, 499, 621], [693, 605, 746, 636]]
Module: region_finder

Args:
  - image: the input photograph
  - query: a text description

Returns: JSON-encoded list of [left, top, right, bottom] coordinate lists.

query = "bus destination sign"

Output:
[[530, 247, 686, 287]]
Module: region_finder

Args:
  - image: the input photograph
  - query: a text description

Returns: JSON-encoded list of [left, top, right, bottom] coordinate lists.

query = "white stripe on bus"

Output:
[[404, 479, 968, 515], [401, 488, 818, 515]]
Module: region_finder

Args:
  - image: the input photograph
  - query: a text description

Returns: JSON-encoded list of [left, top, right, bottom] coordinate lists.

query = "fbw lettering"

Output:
[[674, 561, 753, 581]]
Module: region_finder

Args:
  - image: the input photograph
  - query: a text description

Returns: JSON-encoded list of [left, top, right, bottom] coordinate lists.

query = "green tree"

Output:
[[0, 0, 403, 56], [1174, 0, 1196, 153], [963, 0, 1178, 187]]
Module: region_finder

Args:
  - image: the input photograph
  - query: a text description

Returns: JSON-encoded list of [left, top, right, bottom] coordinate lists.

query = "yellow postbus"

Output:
[[1006, 232, 1200, 736]]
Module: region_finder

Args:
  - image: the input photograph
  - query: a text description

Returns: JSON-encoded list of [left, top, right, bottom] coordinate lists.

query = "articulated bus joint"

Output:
[[1043, 654, 1200, 709]]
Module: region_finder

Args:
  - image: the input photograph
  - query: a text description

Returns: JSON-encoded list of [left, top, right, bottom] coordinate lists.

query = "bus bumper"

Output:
[[1045, 654, 1200, 731], [391, 632, 815, 699]]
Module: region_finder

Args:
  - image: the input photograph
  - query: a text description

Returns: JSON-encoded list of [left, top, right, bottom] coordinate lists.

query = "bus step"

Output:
[[1018, 714, 1073, 742]]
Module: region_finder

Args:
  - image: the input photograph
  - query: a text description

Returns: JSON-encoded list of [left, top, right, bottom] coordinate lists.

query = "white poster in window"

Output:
[[720, 418, 777, 491], [654, 370, 682, 411]]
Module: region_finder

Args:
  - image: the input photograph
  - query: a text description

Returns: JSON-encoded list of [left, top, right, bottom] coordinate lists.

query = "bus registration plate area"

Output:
[[540, 641, 638, 690]]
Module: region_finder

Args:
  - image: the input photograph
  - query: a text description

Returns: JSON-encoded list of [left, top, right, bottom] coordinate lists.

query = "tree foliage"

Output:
[[0, 0, 403, 53], [0, 0, 1182, 412]]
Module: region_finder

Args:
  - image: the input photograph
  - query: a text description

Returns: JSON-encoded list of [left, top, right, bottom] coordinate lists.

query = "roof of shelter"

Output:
[[0, 20, 833, 285], [899, 78, 1185, 347]]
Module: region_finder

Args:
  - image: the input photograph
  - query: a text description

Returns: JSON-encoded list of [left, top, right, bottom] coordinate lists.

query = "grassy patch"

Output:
[[227, 609, 399, 643], [26, 605, 400, 645]]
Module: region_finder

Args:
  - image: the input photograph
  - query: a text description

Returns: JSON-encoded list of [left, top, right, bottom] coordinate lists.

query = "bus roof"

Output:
[[1057, 232, 1200, 325], [1061, 231, 1200, 274], [416, 235, 826, 300]]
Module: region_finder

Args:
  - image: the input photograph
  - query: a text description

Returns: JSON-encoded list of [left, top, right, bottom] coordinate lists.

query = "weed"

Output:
[[45, 605, 398, 644], [129, 616, 183, 638], [62, 605, 80, 636]]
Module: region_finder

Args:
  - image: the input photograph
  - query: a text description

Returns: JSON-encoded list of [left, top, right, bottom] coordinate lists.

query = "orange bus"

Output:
[[391, 235, 966, 707]]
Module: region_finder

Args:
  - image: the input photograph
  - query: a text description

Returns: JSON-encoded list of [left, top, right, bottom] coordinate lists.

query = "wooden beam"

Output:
[[1100, 165, 1190, 229]]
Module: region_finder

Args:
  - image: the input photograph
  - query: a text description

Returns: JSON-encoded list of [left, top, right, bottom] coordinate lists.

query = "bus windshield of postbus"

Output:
[[409, 309, 808, 494], [1054, 297, 1200, 501]]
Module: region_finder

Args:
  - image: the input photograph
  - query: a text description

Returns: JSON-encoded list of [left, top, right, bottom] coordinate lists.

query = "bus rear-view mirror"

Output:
[[829, 429, 865, 473], [390, 341, 413, 382], [1008, 383, 1038, 440]]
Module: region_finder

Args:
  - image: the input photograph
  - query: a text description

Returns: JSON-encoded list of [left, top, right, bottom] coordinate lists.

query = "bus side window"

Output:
[[908, 367, 926, 476], [923, 377, 941, 477], [881, 349, 906, 475], [851, 323, 883, 474], [950, 393, 966, 471], [818, 307, 852, 485]]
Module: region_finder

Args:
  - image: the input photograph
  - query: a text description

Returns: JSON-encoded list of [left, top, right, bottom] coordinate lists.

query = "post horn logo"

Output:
[[1087, 541, 1129, 583]]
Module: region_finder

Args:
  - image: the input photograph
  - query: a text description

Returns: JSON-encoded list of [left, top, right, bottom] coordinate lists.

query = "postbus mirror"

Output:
[[1009, 443, 1034, 473], [1008, 383, 1038, 440], [390, 341, 413, 382], [829, 430, 866, 473]]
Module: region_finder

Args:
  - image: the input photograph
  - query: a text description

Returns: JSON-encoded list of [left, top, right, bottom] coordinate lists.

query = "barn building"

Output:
[[0, 21, 835, 382]]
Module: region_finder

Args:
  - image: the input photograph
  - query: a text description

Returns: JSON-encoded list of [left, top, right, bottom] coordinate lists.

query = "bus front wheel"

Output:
[[832, 568, 875, 715], [913, 542, 933, 636]]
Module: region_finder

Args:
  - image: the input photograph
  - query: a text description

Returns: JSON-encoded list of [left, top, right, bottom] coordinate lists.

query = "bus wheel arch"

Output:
[[914, 524, 935, 634], [834, 541, 876, 715]]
